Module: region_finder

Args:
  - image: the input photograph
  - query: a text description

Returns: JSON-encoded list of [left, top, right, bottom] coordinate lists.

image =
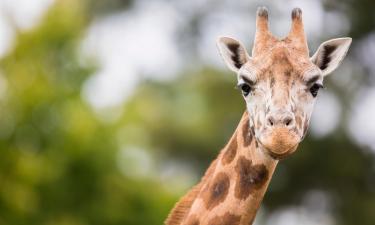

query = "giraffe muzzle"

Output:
[[258, 127, 300, 159]]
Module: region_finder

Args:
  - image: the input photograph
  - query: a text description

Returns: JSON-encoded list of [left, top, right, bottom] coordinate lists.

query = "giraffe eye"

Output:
[[310, 83, 323, 97], [238, 83, 252, 97]]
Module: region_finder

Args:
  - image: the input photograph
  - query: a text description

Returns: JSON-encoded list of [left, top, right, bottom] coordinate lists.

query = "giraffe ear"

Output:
[[311, 37, 352, 76], [217, 36, 250, 73]]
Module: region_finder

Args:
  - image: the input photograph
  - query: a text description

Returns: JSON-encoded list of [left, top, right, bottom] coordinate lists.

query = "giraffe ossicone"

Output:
[[166, 7, 351, 225]]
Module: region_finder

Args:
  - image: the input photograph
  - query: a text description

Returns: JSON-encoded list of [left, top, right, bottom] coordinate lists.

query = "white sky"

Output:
[[81, 0, 181, 109], [349, 88, 375, 153], [310, 91, 342, 138], [0, 0, 53, 56]]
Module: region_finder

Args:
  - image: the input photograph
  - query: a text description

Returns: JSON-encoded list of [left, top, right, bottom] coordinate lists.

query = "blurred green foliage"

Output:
[[0, 1, 174, 225], [0, 0, 374, 225]]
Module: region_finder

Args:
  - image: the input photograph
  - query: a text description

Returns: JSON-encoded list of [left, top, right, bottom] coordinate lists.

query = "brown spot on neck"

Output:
[[207, 212, 241, 225], [234, 156, 269, 200], [270, 77, 275, 88], [250, 125, 255, 137], [222, 132, 238, 165], [201, 172, 230, 210], [242, 119, 253, 147]]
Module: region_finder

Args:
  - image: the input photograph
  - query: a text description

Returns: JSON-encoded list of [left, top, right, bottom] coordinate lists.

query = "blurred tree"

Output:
[[0, 1, 175, 225], [119, 69, 243, 164], [324, 0, 375, 39], [86, 0, 133, 18]]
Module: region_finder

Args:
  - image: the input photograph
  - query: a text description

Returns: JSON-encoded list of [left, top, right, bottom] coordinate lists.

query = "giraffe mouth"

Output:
[[259, 141, 299, 160], [257, 127, 300, 159]]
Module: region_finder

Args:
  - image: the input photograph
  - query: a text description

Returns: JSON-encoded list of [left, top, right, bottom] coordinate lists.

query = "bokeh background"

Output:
[[0, 0, 374, 224]]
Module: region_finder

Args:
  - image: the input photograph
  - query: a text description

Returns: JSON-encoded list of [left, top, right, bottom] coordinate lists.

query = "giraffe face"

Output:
[[217, 8, 351, 159], [237, 46, 321, 158]]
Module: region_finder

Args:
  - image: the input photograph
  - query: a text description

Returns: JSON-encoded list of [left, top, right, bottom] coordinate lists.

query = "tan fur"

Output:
[[252, 7, 277, 57], [165, 159, 218, 225], [261, 127, 299, 158], [165, 183, 203, 225], [166, 112, 278, 225]]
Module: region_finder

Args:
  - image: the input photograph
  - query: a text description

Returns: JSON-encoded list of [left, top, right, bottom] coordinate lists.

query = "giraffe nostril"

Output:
[[267, 117, 275, 126], [266, 114, 294, 127], [284, 117, 293, 127]]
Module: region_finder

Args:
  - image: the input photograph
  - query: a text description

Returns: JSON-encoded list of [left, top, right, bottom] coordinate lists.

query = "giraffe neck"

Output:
[[166, 111, 280, 225]]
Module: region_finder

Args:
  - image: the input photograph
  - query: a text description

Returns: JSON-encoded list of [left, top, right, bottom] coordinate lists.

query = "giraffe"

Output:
[[165, 7, 351, 225]]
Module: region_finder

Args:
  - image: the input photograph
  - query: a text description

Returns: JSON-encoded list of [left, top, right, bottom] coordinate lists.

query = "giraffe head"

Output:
[[217, 7, 351, 159]]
